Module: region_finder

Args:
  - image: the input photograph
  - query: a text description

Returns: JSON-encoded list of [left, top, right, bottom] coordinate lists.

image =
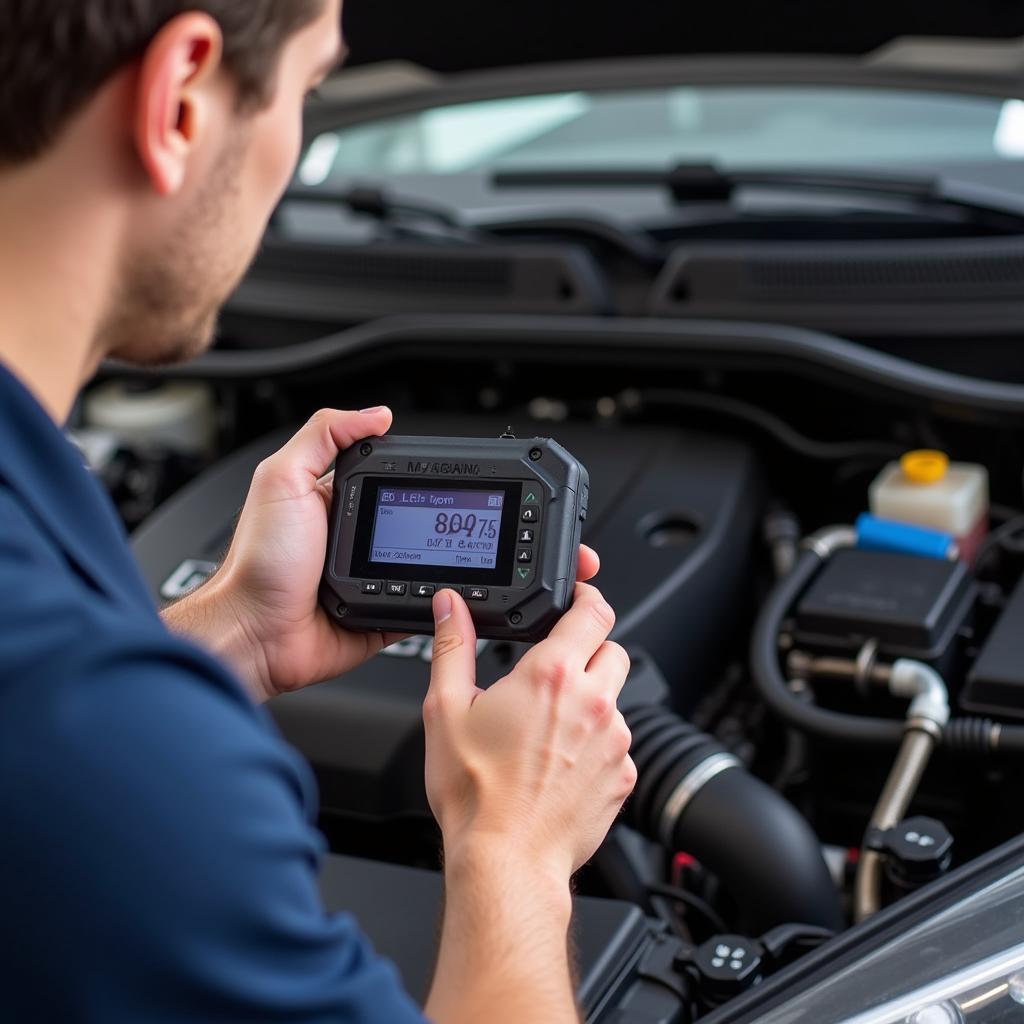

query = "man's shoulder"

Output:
[[0, 483, 112, 664], [0, 482, 265, 742], [0, 484, 424, 1023], [0, 477, 317, 816], [0, 482, 142, 669], [0, 481, 69, 573]]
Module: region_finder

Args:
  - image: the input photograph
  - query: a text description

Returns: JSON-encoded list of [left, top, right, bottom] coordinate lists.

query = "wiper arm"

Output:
[[275, 182, 661, 262], [277, 182, 478, 240], [493, 163, 1024, 230]]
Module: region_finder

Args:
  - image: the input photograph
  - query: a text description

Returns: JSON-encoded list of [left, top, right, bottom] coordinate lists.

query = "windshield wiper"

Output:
[[278, 162, 1024, 260], [493, 163, 1024, 231], [277, 183, 480, 241], [494, 163, 938, 201], [276, 182, 662, 262]]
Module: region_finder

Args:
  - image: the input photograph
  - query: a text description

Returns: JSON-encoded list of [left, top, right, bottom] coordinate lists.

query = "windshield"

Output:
[[298, 85, 1024, 188]]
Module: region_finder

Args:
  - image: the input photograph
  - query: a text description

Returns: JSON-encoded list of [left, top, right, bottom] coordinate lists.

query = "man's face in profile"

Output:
[[105, 0, 343, 367]]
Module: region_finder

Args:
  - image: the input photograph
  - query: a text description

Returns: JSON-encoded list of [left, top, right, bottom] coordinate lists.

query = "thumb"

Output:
[[426, 589, 479, 711], [255, 407, 393, 501]]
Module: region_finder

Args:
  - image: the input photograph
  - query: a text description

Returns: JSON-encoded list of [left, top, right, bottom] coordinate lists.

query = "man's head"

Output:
[[0, 1, 343, 365]]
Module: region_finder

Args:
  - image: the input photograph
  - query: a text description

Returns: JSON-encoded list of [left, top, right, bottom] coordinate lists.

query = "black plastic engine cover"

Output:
[[133, 414, 759, 822], [320, 854, 655, 1019]]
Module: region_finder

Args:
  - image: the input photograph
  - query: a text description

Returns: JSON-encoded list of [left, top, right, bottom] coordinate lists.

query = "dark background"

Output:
[[342, 1, 1024, 73]]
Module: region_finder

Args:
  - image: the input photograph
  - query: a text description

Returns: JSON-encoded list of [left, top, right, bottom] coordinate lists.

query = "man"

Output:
[[0, 2, 636, 1022]]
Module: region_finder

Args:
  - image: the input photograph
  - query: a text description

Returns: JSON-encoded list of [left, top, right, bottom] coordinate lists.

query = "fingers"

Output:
[[577, 544, 600, 582], [424, 589, 479, 718], [524, 583, 615, 675], [380, 631, 413, 651], [254, 407, 393, 500], [586, 641, 631, 698]]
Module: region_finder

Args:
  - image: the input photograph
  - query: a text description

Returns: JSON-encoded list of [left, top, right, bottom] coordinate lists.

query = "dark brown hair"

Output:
[[0, 0, 325, 163]]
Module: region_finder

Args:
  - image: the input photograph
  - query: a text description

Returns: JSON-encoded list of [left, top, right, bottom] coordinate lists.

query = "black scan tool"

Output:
[[321, 435, 589, 642]]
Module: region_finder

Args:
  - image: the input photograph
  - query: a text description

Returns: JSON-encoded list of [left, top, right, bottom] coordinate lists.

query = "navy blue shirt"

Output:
[[0, 363, 427, 1023]]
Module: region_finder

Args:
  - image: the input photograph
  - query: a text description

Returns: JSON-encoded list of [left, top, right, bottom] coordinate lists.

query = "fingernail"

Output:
[[434, 589, 453, 624], [360, 405, 387, 415]]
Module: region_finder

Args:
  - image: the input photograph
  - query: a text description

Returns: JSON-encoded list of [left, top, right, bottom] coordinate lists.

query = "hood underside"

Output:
[[341, 1, 1024, 75]]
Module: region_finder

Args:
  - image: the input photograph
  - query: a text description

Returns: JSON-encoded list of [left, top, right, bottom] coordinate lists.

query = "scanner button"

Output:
[[413, 584, 436, 598], [361, 581, 383, 595], [466, 587, 489, 601], [385, 582, 408, 597], [516, 549, 533, 564], [516, 567, 534, 584], [521, 506, 540, 524], [518, 528, 535, 544]]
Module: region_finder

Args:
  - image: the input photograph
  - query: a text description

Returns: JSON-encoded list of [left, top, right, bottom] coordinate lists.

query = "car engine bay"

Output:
[[82, 312, 1024, 1022]]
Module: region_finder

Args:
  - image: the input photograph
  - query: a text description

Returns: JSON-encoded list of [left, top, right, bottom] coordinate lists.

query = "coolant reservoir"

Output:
[[83, 380, 216, 457], [869, 450, 988, 562]]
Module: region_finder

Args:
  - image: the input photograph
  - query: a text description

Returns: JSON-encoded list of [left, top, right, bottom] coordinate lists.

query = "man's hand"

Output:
[[163, 407, 399, 702], [422, 584, 635, 1024], [163, 406, 602, 705], [424, 583, 635, 878]]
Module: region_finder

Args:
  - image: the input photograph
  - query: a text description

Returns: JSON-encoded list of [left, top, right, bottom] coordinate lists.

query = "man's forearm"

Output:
[[161, 575, 269, 703], [425, 842, 579, 1024]]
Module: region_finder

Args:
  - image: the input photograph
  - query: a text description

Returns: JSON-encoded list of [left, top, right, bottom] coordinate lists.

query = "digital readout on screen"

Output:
[[370, 488, 505, 569]]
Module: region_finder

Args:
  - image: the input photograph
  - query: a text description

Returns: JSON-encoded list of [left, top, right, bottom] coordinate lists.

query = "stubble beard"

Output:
[[100, 130, 256, 368]]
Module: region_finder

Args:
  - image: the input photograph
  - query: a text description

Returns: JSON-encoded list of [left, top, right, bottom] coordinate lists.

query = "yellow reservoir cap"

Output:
[[900, 450, 950, 485]]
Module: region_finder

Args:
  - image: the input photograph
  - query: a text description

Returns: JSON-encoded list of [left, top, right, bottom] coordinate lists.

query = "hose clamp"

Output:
[[658, 752, 742, 849]]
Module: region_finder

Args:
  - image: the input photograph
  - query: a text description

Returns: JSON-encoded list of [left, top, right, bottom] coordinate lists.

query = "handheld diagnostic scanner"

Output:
[[320, 434, 589, 642]]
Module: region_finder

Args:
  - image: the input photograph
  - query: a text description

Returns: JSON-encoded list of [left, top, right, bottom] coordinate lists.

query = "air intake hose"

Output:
[[624, 704, 842, 933]]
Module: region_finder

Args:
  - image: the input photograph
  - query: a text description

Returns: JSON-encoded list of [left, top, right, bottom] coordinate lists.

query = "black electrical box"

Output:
[[962, 576, 1024, 720], [794, 549, 975, 663]]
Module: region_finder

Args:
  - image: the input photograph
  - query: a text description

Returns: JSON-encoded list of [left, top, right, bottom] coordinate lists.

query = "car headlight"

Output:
[[747, 862, 1024, 1024], [849, 945, 1024, 1024]]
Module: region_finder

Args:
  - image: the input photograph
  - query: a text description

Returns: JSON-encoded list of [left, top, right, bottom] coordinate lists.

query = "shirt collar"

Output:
[[0, 361, 154, 611]]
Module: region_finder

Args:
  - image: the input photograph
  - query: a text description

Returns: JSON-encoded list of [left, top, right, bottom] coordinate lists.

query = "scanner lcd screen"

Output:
[[348, 477, 523, 585], [369, 487, 505, 570]]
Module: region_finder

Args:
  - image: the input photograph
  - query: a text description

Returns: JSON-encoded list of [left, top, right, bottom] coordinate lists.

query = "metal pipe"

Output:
[[888, 659, 950, 729], [802, 525, 858, 560], [853, 730, 937, 922], [786, 651, 892, 688], [853, 660, 950, 923]]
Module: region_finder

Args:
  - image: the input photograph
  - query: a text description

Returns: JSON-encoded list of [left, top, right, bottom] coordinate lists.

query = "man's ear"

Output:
[[134, 13, 225, 196]]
